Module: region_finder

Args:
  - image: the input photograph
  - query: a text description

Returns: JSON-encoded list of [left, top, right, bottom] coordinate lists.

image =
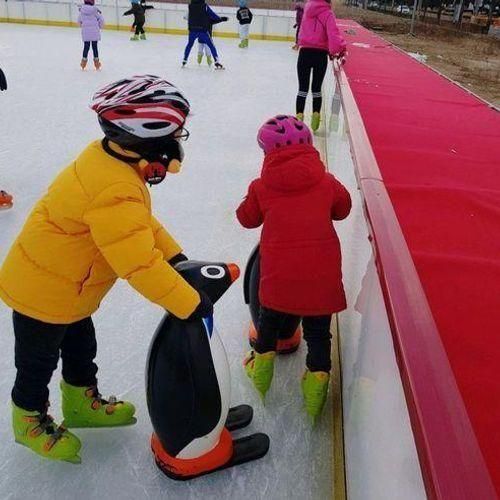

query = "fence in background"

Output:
[[0, 0, 296, 41]]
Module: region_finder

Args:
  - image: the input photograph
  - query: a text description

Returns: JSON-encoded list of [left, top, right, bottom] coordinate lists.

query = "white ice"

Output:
[[0, 24, 335, 500]]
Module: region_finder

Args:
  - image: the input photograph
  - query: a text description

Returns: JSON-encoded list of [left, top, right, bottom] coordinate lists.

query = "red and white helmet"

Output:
[[91, 75, 190, 152]]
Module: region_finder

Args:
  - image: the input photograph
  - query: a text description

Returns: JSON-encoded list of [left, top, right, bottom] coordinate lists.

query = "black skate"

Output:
[[214, 62, 225, 70]]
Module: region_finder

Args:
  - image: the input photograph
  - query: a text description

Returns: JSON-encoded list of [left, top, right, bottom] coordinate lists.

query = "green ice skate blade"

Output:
[[64, 455, 82, 464]]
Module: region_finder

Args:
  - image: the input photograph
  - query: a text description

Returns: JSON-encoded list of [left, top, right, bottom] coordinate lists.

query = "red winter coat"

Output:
[[236, 144, 351, 316]]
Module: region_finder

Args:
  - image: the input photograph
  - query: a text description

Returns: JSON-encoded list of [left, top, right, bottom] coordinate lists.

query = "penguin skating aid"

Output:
[[244, 246, 302, 354], [146, 261, 269, 480]]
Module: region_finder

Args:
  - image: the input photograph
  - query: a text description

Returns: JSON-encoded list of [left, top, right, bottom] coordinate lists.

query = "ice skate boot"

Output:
[[12, 402, 81, 464], [197, 53, 203, 64], [311, 111, 321, 132], [130, 34, 139, 41], [140, 33, 146, 40], [61, 381, 136, 428], [93, 58, 101, 71], [0, 190, 13, 210], [206, 55, 213, 66], [301, 370, 330, 423], [182, 60, 187, 68], [239, 40, 245, 48], [243, 39, 249, 48], [214, 62, 225, 70], [296, 112, 304, 121], [80, 58, 88, 70], [244, 350, 275, 400]]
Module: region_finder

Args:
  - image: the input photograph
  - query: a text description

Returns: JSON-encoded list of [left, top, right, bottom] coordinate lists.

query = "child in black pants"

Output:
[[11, 313, 98, 416], [124, 0, 153, 41]]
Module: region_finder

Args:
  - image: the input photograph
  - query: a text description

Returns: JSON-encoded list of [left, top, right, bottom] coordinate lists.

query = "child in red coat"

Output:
[[236, 115, 351, 420]]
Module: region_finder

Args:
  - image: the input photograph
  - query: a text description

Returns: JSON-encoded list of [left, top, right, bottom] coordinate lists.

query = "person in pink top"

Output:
[[296, 0, 346, 132]]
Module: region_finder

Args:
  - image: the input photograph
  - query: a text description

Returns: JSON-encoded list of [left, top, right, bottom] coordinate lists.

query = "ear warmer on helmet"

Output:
[[102, 138, 184, 185], [140, 140, 185, 185]]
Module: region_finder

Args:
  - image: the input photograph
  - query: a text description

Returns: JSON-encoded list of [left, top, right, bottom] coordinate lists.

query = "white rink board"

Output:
[[323, 77, 427, 499]]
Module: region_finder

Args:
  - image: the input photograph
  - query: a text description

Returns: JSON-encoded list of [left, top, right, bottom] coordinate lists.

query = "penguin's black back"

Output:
[[146, 314, 222, 457]]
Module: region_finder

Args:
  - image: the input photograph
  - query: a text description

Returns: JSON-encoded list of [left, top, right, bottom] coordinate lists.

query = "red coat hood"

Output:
[[261, 144, 326, 193]]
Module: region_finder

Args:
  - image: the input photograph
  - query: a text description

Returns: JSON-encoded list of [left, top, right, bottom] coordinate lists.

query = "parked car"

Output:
[[396, 4, 411, 14]]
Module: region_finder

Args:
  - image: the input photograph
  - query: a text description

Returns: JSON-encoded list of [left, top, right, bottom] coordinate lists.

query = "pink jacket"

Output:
[[298, 0, 346, 56]]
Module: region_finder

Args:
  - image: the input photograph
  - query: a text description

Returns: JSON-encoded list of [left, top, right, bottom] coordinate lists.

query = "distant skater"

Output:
[[296, 0, 346, 132], [78, 0, 104, 70], [184, 13, 227, 66], [124, 0, 154, 41], [183, 0, 227, 69], [236, 0, 253, 48]]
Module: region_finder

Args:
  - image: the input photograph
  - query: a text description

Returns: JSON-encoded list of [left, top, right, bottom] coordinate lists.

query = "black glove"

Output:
[[0, 69, 7, 91], [186, 290, 214, 321], [169, 253, 188, 267], [220, 16, 229, 21]]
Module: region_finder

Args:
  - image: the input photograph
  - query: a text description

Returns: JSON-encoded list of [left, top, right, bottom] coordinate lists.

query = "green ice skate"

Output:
[[311, 111, 321, 132], [206, 55, 213, 66], [197, 53, 203, 64], [130, 34, 139, 41], [296, 112, 304, 121], [12, 402, 81, 464], [243, 350, 275, 401], [61, 381, 136, 428], [301, 370, 330, 423], [140, 33, 146, 40]]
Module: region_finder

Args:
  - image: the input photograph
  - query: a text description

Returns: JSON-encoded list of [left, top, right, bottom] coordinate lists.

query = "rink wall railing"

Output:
[[0, 0, 296, 41], [335, 62, 497, 499]]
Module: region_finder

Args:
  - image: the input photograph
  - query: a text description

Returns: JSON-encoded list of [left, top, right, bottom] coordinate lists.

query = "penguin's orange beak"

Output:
[[227, 263, 240, 283]]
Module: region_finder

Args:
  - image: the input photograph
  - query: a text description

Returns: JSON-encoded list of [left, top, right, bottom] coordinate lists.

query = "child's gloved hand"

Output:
[[185, 290, 213, 321], [169, 253, 188, 267]]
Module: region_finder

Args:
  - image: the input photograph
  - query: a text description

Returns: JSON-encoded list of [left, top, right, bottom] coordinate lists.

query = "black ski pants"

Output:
[[255, 307, 332, 372], [296, 47, 329, 115], [11, 311, 98, 412]]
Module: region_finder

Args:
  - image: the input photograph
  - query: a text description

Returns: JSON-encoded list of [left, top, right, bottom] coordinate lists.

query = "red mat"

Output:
[[340, 21, 500, 494]]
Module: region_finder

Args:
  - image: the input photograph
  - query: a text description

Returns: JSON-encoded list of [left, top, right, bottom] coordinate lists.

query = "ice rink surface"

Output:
[[0, 24, 340, 500]]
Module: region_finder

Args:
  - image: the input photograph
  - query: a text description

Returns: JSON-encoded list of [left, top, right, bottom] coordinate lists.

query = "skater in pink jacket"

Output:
[[296, 0, 346, 132], [78, 0, 105, 70]]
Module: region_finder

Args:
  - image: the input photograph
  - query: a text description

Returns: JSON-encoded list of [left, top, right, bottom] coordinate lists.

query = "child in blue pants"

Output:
[[183, 0, 227, 69]]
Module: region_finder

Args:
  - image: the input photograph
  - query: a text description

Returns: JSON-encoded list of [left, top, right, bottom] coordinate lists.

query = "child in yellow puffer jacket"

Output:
[[0, 75, 211, 464]]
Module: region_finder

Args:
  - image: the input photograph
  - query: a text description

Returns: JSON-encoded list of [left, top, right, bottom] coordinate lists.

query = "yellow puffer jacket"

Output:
[[0, 140, 200, 324]]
